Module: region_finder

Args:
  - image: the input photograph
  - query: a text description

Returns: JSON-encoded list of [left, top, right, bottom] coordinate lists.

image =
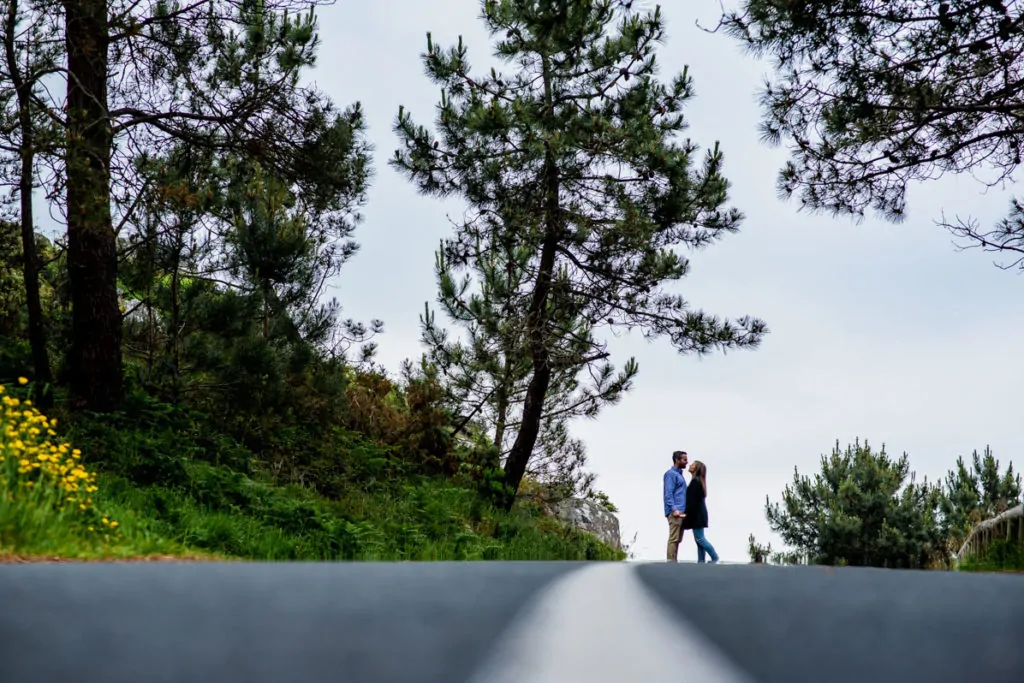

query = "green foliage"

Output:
[[3, 203, 619, 564], [959, 538, 1024, 573], [394, 0, 766, 500], [1, 379, 109, 555], [939, 447, 1021, 553], [721, 0, 1024, 267], [9, 0, 1016, 572], [0, 222, 68, 382], [745, 532, 807, 566], [763, 439, 946, 568], [588, 489, 617, 513], [0, 0, 63, 161], [747, 533, 772, 563], [62, 407, 622, 562], [0, 222, 26, 341], [0, 364, 622, 563], [0, 347, 619, 561], [756, 439, 1022, 568], [420, 247, 617, 500], [0, 0, 64, 392], [52, 0, 376, 411]]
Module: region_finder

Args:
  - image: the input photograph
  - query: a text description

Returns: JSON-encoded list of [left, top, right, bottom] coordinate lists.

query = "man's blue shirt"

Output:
[[663, 467, 687, 517]]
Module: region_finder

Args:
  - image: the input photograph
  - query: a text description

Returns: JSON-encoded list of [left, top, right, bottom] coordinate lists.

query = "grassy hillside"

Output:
[[0, 380, 623, 562]]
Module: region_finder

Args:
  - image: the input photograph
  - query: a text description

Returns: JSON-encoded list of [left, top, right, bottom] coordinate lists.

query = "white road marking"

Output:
[[467, 563, 756, 683]]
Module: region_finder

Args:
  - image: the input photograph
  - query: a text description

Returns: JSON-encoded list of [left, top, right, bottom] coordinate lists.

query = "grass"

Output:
[[0, 380, 624, 563], [76, 464, 623, 562], [0, 380, 128, 559], [958, 538, 1024, 573], [5, 467, 623, 562]]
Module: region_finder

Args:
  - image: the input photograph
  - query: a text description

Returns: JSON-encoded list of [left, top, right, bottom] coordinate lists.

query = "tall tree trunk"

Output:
[[500, 59, 561, 508], [64, 0, 122, 411], [4, 0, 53, 404], [495, 57, 561, 507], [168, 222, 183, 402], [501, 224, 557, 508], [492, 354, 512, 451]]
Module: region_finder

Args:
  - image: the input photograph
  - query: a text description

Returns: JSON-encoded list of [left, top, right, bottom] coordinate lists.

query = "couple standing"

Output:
[[663, 450, 719, 563]]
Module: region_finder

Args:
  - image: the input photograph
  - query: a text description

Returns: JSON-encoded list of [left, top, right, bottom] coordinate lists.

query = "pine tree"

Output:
[[119, 143, 221, 396], [0, 0, 62, 399], [419, 207, 633, 498], [117, 139, 381, 411], [61, 0, 371, 411], [939, 446, 1021, 551], [394, 0, 765, 506], [764, 440, 946, 568], [220, 158, 382, 354], [721, 0, 1024, 269]]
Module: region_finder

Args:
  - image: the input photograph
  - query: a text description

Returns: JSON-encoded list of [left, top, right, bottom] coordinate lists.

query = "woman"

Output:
[[681, 460, 719, 564]]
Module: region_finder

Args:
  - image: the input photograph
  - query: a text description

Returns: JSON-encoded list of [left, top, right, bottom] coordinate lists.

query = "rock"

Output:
[[551, 497, 622, 551]]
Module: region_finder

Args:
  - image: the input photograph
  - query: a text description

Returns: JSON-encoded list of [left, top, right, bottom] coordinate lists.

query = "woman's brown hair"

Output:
[[692, 460, 707, 496]]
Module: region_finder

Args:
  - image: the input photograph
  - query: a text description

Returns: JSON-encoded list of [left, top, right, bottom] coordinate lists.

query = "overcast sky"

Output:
[[312, 0, 1024, 562]]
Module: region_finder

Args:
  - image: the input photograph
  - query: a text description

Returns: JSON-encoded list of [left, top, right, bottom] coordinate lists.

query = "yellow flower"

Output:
[[1, 391, 107, 520], [17, 377, 28, 385], [109, 521, 119, 529]]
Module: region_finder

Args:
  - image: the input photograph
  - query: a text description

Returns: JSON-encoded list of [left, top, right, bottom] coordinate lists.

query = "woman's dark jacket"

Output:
[[682, 478, 708, 530]]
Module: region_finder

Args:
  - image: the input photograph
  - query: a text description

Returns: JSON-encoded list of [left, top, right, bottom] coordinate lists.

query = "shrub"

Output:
[[0, 379, 119, 551], [960, 538, 1024, 572]]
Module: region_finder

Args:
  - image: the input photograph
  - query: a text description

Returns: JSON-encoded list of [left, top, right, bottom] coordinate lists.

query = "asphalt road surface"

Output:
[[1, 561, 1022, 682]]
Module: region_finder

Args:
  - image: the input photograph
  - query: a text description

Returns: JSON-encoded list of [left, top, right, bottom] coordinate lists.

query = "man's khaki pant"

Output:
[[666, 514, 684, 562]]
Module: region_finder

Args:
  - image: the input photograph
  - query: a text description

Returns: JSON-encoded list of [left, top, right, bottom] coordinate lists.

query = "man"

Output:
[[663, 450, 688, 562]]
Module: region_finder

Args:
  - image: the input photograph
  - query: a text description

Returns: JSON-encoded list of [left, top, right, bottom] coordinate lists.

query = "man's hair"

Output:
[[672, 450, 687, 463]]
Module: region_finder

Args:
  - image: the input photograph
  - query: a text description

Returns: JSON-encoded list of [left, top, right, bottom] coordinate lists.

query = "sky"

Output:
[[308, 0, 1024, 562]]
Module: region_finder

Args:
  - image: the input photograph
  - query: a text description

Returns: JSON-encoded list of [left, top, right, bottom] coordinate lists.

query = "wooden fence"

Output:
[[955, 504, 1024, 565]]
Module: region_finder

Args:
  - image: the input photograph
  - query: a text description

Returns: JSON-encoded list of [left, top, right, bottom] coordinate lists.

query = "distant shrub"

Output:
[[960, 538, 1024, 572]]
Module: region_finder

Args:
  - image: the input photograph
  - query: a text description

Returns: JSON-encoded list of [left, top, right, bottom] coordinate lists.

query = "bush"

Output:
[[0, 374, 624, 563], [0, 379, 119, 554], [86, 456, 623, 562], [959, 539, 1024, 572], [35, 395, 623, 563]]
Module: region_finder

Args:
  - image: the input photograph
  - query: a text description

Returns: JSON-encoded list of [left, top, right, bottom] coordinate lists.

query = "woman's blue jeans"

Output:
[[693, 528, 719, 563]]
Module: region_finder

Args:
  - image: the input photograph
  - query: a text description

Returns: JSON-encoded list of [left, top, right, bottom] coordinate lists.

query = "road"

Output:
[[1, 561, 1022, 682]]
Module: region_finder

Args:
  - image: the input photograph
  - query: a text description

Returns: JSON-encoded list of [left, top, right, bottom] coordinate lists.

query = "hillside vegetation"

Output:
[[0, 378, 622, 561], [3, 1, 1023, 566], [0, 1, 768, 561]]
